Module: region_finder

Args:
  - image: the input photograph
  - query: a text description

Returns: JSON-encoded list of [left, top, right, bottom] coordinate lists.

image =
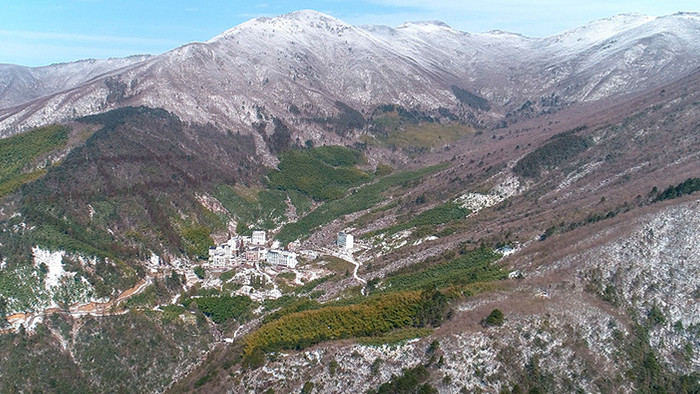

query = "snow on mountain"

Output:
[[0, 55, 151, 110], [0, 10, 698, 143], [541, 13, 654, 50], [533, 12, 700, 101]]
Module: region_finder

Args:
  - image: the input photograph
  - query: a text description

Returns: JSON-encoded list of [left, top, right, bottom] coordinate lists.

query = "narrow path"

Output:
[[330, 249, 366, 284], [348, 255, 366, 284], [254, 262, 279, 293], [6, 275, 155, 330]]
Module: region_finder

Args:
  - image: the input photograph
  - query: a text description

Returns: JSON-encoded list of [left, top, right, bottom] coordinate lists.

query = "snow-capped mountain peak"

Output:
[[1, 10, 699, 142], [209, 9, 353, 42]]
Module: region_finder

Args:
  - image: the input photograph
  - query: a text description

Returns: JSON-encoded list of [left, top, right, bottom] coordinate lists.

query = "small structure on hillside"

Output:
[[287, 240, 301, 252], [337, 232, 354, 251], [266, 249, 298, 269]]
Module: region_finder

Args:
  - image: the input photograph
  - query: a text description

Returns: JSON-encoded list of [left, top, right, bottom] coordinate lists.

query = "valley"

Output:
[[0, 9, 698, 394]]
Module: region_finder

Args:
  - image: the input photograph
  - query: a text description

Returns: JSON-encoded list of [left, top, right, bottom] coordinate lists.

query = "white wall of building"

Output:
[[337, 232, 354, 250], [252, 230, 266, 245], [266, 250, 298, 268]]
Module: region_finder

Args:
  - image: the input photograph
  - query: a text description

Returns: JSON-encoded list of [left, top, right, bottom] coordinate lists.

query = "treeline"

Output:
[[262, 297, 321, 324], [451, 85, 490, 111], [369, 364, 436, 394], [311, 145, 364, 167], [513, 130, 589, 178], [375, 201, 470, 236], [308, 101, 365, 136], [276, 163, 447, 243], [369, 104, 437, 136], [182, 295, 255, 324], [652, 178, 700, 202], [213, 185, 290, 231], [539, 176, 700, 243], [77, 106, 171, 129], [242, 290, 448, 362]]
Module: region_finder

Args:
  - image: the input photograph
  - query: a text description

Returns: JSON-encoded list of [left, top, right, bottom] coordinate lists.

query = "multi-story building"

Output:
[[337, 232, 354, 251], [252, 230, 266, 245], [266, 249, 298, 268], [208, 236, 243, 267], [244, 247, 267, 262]]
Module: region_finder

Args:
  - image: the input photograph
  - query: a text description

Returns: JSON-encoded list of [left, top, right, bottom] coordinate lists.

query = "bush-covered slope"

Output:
[[513, 129, 590, 178], [0, 107, 264, 303], [17, 107, 260, 260], [0, 311, 213, 393], [0, 124, 68, 197], [268, 145, 370, 201]]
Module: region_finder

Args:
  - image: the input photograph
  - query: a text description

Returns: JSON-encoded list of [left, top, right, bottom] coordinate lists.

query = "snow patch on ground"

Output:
[[457, 174, 521, 213], [558, 161, 603, 189], [412, 235, 438, 246], [32, 246, 66, 289], [148, 252, 161, 272]]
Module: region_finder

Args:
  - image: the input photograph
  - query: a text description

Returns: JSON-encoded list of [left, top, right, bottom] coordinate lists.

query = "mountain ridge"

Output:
[[1, 10, 698, 157], [0, 55, 151, 110]]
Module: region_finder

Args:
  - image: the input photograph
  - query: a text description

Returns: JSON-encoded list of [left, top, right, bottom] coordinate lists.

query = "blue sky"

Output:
[[1, 0, 696, 66]]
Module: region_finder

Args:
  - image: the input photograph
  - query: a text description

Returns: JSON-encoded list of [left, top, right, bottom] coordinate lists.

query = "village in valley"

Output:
[[177, 229, 361, 304], [2, 227, 361, 332]]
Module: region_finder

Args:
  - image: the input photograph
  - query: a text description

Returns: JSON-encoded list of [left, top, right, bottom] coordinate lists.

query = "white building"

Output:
[[252, 230, 266, 245], [208, 243, 234, 267], [244, 247, 267, 262], [226, 236, 242, 251], [208, 236, 243, 267], [337, 232, 354, 251], [266, 249, 298, 269]]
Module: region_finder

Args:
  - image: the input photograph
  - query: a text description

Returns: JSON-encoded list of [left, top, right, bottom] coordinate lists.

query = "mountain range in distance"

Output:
[[0, 9, 699, 394], [1, 11, 699, 144]]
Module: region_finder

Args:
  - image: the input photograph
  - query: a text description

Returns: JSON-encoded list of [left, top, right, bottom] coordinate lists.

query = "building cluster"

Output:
[[208, 230, 298, 269], [207, 230, 357, 271]]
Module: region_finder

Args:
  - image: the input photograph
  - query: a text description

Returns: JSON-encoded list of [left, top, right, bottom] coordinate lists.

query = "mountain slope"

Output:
[[0, 9, 699, 393], [0, 55, 151, 110], [170, 67, 700, 393], [1, 11, 698, 153]]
